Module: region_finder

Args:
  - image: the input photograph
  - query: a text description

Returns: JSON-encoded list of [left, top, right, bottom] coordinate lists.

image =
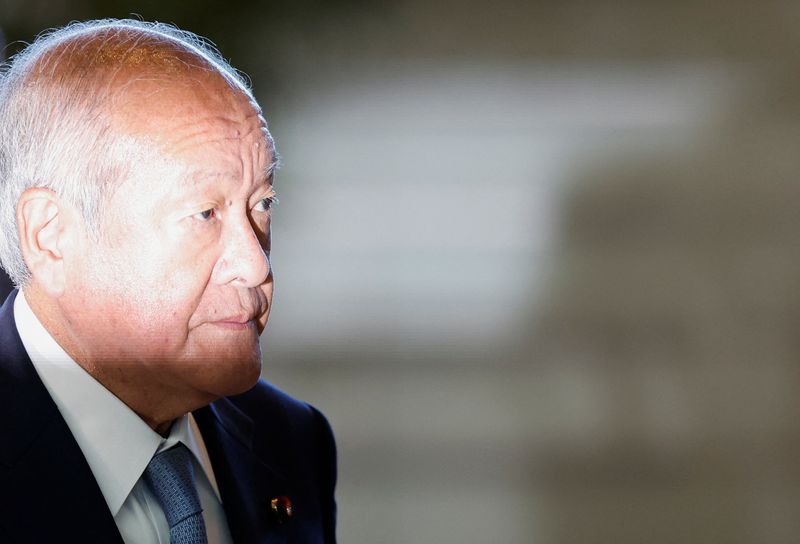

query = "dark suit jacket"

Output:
[[0, 268, 12, 305], [0, 290, 337, 543]]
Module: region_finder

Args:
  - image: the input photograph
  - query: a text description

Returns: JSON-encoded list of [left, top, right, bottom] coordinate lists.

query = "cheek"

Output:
[[93, 245, 215, 337], [132, 269, 212, 332], [98, 197, 225, 301]]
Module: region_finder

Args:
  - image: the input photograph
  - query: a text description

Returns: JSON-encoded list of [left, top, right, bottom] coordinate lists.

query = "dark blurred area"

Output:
[[0, 25, 11, 303], [4, 1, 800, 542], [0, 271, 10, 303]]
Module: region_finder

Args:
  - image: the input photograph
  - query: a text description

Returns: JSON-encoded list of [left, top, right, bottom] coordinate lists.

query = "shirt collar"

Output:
[[14, 290, 222, 514]]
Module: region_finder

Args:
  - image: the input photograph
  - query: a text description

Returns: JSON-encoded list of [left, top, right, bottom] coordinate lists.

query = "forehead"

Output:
[[113, 71, 275, 172], [98, 79, 276, 223], [102, 131, 275, 230], [114, 70, 266, 138]]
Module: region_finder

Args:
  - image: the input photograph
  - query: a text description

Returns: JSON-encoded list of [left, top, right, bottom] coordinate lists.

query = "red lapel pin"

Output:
[[271, 495, 293, 525]]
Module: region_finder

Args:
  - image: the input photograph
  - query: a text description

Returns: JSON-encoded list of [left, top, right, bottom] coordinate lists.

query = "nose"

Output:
[[213, 215, 271, 288]]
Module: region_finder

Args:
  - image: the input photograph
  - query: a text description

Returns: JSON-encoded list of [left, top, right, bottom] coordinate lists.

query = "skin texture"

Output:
[[17, 39, 276, 435]]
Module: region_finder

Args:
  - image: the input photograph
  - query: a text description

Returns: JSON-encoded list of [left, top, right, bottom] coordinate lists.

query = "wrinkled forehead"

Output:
[[111, 70, 269, 143]]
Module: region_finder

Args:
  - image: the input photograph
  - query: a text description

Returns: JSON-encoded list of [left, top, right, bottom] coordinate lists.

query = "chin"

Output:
[[181, 333, 264, 397], [205, 352, 263, 397]]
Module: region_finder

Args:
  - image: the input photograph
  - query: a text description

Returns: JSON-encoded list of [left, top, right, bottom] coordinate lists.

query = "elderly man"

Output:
[[0, 20, 336, 544]]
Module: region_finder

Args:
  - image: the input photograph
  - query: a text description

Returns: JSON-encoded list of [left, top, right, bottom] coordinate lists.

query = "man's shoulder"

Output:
[[0, 289, 21, 359], [229, 380, 324, 420], [225, 379, 334, 447], [207, 379, 337, 504], [201, 381, 337, 542]]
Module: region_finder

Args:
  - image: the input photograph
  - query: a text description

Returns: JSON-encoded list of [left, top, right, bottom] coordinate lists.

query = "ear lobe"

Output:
[[17, 187, 67, 296]]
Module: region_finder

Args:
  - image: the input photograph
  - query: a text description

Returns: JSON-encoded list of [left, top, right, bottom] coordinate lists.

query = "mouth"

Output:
[[209, 313, 259, 330]]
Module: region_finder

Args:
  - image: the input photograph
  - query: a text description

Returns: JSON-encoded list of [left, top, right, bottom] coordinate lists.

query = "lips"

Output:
[[214, 313, 256, 324], [210, 319, 256, 331], [208, 309, 261, 330], [203, 289, 269, 331]]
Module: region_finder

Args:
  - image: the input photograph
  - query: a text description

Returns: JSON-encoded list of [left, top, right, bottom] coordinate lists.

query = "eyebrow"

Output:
[[264, 156, 281, 182]]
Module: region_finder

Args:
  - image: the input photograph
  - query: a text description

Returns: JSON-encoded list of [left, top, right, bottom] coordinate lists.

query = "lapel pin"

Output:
[[271, 495, 293, 524]]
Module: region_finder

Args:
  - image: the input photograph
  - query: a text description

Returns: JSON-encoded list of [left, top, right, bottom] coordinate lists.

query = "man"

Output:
[[0, 20, 336, 544]]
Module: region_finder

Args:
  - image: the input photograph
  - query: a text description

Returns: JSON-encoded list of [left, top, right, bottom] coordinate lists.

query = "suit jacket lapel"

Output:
[[194, 396, 292, 544], [0, 290, 124, 543]]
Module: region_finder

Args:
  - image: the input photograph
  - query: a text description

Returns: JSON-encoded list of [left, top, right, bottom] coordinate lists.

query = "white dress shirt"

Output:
[[14, 290, 234, 544]]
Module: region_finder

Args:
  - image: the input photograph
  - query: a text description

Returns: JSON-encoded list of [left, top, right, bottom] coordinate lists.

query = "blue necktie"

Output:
[[144, 444, 209, 544]]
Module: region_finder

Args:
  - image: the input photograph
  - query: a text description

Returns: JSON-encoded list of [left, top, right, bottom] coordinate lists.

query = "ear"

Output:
[[16, 187, 70, 297]]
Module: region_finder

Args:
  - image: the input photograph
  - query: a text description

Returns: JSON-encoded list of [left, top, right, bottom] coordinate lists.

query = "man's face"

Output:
[[61, 75, 275, 400]]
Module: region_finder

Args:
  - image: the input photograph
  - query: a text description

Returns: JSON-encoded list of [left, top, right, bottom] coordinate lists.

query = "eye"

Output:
[[193, 208, 216, 221], [253, 196, 275, 213]]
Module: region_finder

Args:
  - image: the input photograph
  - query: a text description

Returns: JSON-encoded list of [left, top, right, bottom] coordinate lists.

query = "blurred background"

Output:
[[3, 1, 800, 542]]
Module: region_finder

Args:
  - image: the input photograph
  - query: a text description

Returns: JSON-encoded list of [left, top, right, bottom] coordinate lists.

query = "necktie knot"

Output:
[[144, 444, 208, 544]]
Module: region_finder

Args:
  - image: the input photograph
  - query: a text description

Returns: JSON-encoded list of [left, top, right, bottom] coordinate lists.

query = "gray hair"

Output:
[[0, 19, 257, 286]]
